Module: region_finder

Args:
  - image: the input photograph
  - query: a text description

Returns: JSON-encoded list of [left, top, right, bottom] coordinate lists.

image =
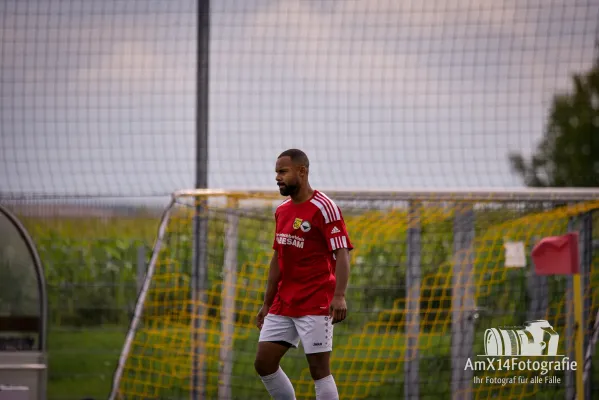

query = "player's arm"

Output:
[[262, 250, 280, 308], [315, 199, 354, 323], [256, 251, 279, 330], [333, 248, 350, 298], [330, 247, 350, 324], [264, 209, 281, 309]]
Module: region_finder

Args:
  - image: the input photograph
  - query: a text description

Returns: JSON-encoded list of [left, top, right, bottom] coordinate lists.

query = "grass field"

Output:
[[48, 327, 126, 399], [6, 199, 599, 399], [48, 326, 448, 399], [47, 325, 596, 400]]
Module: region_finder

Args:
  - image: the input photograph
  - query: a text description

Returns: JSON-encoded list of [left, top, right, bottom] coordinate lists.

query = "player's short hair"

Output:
[[278, 149, 310, 169]]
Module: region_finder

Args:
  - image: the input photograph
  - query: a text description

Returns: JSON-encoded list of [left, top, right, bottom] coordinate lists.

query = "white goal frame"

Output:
[[108, 187, 599, 400]]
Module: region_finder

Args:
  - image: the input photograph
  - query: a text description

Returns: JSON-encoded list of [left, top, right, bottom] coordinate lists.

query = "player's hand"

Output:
[[329, 294, 347, 324], [256, 304, 269, 330]]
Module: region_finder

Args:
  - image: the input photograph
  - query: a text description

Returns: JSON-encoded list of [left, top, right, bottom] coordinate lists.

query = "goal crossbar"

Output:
[[172, 187, 599, 202]]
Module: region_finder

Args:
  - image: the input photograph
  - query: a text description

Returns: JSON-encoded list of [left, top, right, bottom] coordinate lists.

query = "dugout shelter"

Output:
[[0, 205, 47, 400]]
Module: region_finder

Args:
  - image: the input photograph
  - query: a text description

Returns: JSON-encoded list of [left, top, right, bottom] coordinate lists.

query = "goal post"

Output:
[[109, 188, 599, 400]]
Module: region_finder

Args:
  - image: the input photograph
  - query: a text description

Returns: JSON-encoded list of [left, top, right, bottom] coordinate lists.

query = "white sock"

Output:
[[260, 367, 296, 400], [314, 374, 339, 400]]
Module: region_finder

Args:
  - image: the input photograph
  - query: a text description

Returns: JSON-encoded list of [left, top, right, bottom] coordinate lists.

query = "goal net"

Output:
[[109, 189, 599, 400]]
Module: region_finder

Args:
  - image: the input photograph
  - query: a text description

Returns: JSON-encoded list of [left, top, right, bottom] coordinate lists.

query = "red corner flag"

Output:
[[531, 232, 579, 275]]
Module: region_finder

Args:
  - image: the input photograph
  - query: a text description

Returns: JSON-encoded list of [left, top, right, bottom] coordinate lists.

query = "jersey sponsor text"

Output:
[[276, 233, 305, 249]]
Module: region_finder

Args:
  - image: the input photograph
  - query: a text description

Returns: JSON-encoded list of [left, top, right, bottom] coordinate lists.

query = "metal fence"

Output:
[[2, 1, 599, 399]]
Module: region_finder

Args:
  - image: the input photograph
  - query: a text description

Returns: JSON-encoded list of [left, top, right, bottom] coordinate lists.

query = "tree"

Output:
[[509, 62, 599, 187]]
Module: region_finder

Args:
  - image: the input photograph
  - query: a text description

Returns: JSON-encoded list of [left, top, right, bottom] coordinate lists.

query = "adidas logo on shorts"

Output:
[[331, 226, 340, 234]]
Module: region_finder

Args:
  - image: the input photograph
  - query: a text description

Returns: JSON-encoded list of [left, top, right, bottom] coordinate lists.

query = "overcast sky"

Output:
[[1, 0, 598, 199]]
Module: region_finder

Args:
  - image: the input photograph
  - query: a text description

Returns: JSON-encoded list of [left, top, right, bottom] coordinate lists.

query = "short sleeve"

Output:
[[323, 216, 353, 252], [311, 193, 354, 252]]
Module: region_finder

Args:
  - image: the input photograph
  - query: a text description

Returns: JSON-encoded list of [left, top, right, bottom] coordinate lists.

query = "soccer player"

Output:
[[254, 149, 353, 400]]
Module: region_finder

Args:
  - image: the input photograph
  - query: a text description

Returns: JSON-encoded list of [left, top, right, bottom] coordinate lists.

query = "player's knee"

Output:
[[254, 355, 278, 376], [308, 364, 331, 381], [306, 350, 332, 380], [307, 355, 331, 380]]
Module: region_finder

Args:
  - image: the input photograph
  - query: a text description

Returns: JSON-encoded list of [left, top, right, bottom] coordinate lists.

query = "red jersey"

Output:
[[269, 190, 353, 317]]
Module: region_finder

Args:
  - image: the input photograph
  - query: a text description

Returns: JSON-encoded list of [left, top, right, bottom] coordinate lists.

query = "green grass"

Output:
[[48, 326, 127, 400], [49, 324, 454, 399], [48, 326, 599, 400], [47, 324, 593, 400]]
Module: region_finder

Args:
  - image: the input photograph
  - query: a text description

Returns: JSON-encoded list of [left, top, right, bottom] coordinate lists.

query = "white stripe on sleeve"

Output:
[[310, 198, 330, 224], [317, 192, 341, 221]]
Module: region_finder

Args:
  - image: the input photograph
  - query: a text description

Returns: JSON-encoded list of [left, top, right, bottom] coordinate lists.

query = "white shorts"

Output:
[[258, 313, 334, 354]]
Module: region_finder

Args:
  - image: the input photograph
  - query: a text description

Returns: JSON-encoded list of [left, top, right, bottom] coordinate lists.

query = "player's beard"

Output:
[[278, 181, 299, 197]]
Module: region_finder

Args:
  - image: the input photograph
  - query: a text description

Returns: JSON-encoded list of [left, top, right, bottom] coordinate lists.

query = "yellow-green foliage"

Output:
[[14, 201, 599, 332], [18, 215, 158, 326], [21, 215, 158, 242]]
